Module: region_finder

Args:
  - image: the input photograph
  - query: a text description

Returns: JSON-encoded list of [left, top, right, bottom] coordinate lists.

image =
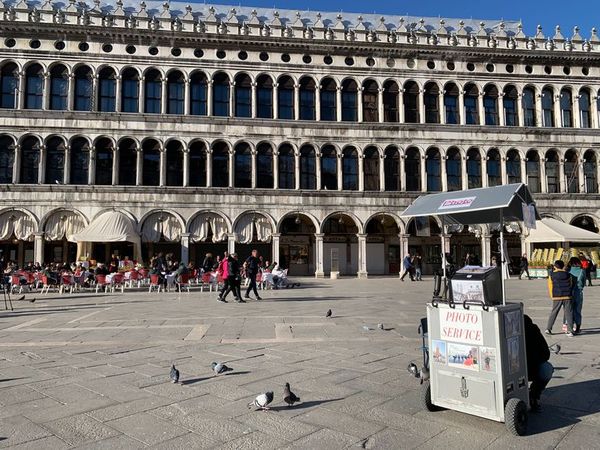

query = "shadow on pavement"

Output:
[[269, 398, 343, 411], [181, 377, 211, 385]]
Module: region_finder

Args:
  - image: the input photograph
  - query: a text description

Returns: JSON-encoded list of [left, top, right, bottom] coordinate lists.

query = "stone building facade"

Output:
[[0, 1, 599, 276]]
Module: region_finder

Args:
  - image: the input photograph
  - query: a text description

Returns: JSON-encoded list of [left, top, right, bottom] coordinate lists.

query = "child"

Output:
[[545, 260, 574, 337]]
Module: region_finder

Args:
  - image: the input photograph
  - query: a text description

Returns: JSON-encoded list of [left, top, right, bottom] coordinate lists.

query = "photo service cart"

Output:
[[401, 184, 540, 436]]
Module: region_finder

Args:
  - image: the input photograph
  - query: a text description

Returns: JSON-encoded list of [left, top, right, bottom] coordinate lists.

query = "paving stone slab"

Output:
[[106, 412, 188, 445], [42, 413, 120, 446]]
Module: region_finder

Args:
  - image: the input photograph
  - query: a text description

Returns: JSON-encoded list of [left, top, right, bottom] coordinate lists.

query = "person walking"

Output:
[[579, 253, 593, 287], [567, 257, 586, 334], [400, 253, 414, 281], [244, 249, 262, 300], [545, 260, 575, 337], [414, 253, 423, 281], [519, 253, 531, 280], [221, 253, 244, 303], [217, 251, 229, 302]]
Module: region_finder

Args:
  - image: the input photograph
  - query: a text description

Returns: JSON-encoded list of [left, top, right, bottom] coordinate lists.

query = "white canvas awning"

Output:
[[525, 218, 600, 244]]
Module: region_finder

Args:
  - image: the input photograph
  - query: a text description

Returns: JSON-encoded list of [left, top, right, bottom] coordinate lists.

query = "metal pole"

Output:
[[441, 216, 447, 281], [500, 216, 506, 306]]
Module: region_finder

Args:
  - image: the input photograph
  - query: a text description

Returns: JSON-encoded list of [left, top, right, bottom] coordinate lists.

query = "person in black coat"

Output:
[[524, 314, 554, 411], [244, 249, 262, 300], [221, 253, 244, 302]]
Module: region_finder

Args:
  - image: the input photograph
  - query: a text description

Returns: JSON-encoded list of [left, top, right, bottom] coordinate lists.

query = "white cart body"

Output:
[[427, 301, 529, 422]]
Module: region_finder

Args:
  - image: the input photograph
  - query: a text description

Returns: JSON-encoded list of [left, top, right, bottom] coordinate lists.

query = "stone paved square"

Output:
[[0, 277, 599, 448]]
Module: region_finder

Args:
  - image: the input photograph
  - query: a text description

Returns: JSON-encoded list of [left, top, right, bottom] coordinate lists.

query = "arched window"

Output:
[[446, 147, 462, 191], [166, 71, 184, 115], [542, 87, 555, 127], [189, 71, 207, 116], [464, 83, 479, 125], [503, 85, 519, 126], [545, 150, 559, 193], [256, 75, 273, 119], [144, 69, 162, 114], [277, 76, 294, 120], [44, 137, 65, 184], [0, 63, 18, 109], [466, 148, 481, 188], [234, 73, 251, 118], [74, 66, 92, 111], [256, 143, 273, 188], [341, 79, 358, 122], [405, 147, 421, 191], [300, 145, 316, 189], [166, 140, 183, 186], [189, 141, 206, 187], [506, 149, 521, 184], [487, 148, 501, 187], [94, 138, 113, 185], [342, 147, 358, 191], [363, 147, 380, 191], [234, 142, 252, 187], [121, 68, 139, 113], [278, 144, 295, 189], [426, 148, 441, 192], [384, 146, 399, 191], [212, 142, 229, 187], [523, 87, 536, 126], [98, 67, 116, 112], [25, 64, 43, 109], [142, 139, 160, 186], [579, 89, 591, 128], [118, 138, 136, 186], [483, 84, 499, 125], [560, 88, 573, 127], [583, 150, 598, 193], [69, 138, 89, 185], [424, 82, 440, 123], [0, 136, 15, 183], [403, 81, 419, 123], [19, 136, 40, 183], [49, 65, 69, 111], [383, 80, 399, 122], [564, 150, 579, 193], [526, 150, 541, 193], [363, 80, 379, 122], [299, 77, 315, 120], [213, 73, 230, 117], [444, 83, 460, 124], [320, 77, 337, 121], [321, 145, 337, 190]]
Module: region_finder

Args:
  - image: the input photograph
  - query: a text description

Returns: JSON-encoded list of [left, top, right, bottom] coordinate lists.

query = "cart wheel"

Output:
[[504, 398, 528, 436], [420, 382, 440, 412]]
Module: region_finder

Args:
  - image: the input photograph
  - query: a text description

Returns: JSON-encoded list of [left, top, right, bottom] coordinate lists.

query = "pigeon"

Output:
[[29, 297, 36, 303], [170, 364, 179, 384], [326, 309, 332, 318], [211, 362, 233, 376], [16, 295, 25, 301], [283, 383, 300, 407], [377, 323, 384, 330], [248, 391, 274, 410]]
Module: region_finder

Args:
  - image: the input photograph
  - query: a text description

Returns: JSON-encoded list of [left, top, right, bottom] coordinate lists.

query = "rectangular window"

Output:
[[235, 87, 251, 117], [26, 77, 43, 109], [424, 94, 439, 123], [320, 90, 336, 121], [145, 81, 161, 114], [257, 87, 272, 119], [99, 79, 116, 112], [484, 97, 498, 125], [1, 76, 17, 108], [50, 78, 68, 110], [278, 89, 293, 120], [190, 82, 207, 116], [299, 90, 315, 120], [464, 97, 478, 124], [75, 78, 92, 111], [526, 161, 540, 193], [341, 92, 357, 121], [444, 96, 458, 124], [504, 98, 518, 126], [213, 84, 229, 117], [168, 83, 184, 114], [122, 79, 139, 113]]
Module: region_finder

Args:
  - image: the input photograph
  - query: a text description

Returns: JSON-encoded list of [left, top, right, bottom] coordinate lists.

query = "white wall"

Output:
[[323, 242, 358, 275], [366, 243, 385, 274]]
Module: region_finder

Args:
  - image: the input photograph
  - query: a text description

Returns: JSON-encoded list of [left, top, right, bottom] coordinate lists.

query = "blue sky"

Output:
[[202, 0, 598, 37]]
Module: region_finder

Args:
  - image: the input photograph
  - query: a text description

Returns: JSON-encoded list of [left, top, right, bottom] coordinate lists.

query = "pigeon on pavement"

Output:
[[283, 383, 300, 406], [170, 365, 179, 383], [211, 362, 233, 376], [29, 297, 35, 303], [377, 323, 384, 330], [248, 391, 274, 410], [326, 309, 332, 318], [16, 295, 25, 301]]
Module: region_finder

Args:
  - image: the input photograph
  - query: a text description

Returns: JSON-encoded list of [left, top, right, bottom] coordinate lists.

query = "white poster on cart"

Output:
[[451, 279, 484, 304], [439, 308, 483, 345]]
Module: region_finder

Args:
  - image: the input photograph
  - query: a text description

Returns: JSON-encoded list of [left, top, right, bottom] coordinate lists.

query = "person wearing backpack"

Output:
[[545, 260, 575, 337]]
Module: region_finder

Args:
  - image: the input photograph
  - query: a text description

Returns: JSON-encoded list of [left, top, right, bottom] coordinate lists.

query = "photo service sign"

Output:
[[438, 196, 476, 210], [440, 309, 483, 345]]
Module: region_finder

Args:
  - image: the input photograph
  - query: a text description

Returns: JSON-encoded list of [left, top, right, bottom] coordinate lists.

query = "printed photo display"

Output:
[[447, 343, 479, 371], [480, 347, 497, 373], [431, 340, 447, 364], [450, 279, 484, 303]]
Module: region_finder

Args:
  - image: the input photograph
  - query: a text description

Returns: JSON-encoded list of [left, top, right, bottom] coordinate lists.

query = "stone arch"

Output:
[[138, 209, 186, 242], [276, 211, 320, 233], [320, 211, 362, 234], [362, 212, 404, 234]]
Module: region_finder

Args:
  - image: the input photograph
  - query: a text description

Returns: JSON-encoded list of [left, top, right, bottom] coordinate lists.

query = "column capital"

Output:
[[180, 232, 191, 238], [33, 232, 45, 238], [356, 233, 368, 239], [314, 233, 324, 239], [271, 232, 281, 238]]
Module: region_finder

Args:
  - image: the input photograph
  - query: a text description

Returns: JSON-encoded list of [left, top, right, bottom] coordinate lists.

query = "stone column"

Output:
[[227, 233, 236, 254], [271, 233, 280, 266], [293, 83, 300, 120], [478, 92, 485, 126], [38, 144, 45, 184], [180, 233, 190, 265], [273, 151, 279, 189], [182, 149, 190, 187], [228, 150, 234, 187], [573, 94, 581, 128], [135, 146, 143, 186], [459, 90, 466, 125], [139, 76, 145, 113], [420, 154, 427, 192], [357, 233, 368, 278], [419, 88, 426, 124], [399, 233, 410, 277], [559, 158, 566, 193], [520, 234, 530, 259], [481, 233, 492, 266], [161, 78, 167, 114], [33, 232, 44, 265], [272, 83, 279, 120], [517, 93, 524, 126], [535, 91, 543, 127], [91, 75, 99, 111], [184, 77, 191, 115], [498, 93, 506, 126], [115, 75, 122, 112], [439, 91, 446, 124], [336, 86, 342, 122], [380, 153, 386, 191], [591, 94, 599, 129], [251, 150, 257, 188], [229, 81, 235, 118], [399, 88, 405, 123], [315, 85, 321, 121], [294, 151, 301, 190], [520, 157, 527, 184], [441, 155, 448, 192], [441, 233, 451, 255], [357, 86, 364, 122], [316, 151, 322, 190], [88, 146, 96, 185], [336, 152, 343, 191], [501, 156, 508, 185], [482, 153, 489, 188], [67, 73, 75, 111], [42, 71, 50, 110], [540, 156, 547, 193], [17, 71, 26, 109], [251, 82, 257, 119], [358, 154, 364, 191], [159, 148, 166, 186], [63, 145, 71, 184], [206, 149, 213, 187], [206, 80, 213, 116], [554, 94, 561, 127], [12, 144, 20, 183], [578, 157, 585, 193], [111, 147, 118, 185], [461, 155, 468, 190], [314, 233, 325, 278], [378, 87, 384, 123]]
